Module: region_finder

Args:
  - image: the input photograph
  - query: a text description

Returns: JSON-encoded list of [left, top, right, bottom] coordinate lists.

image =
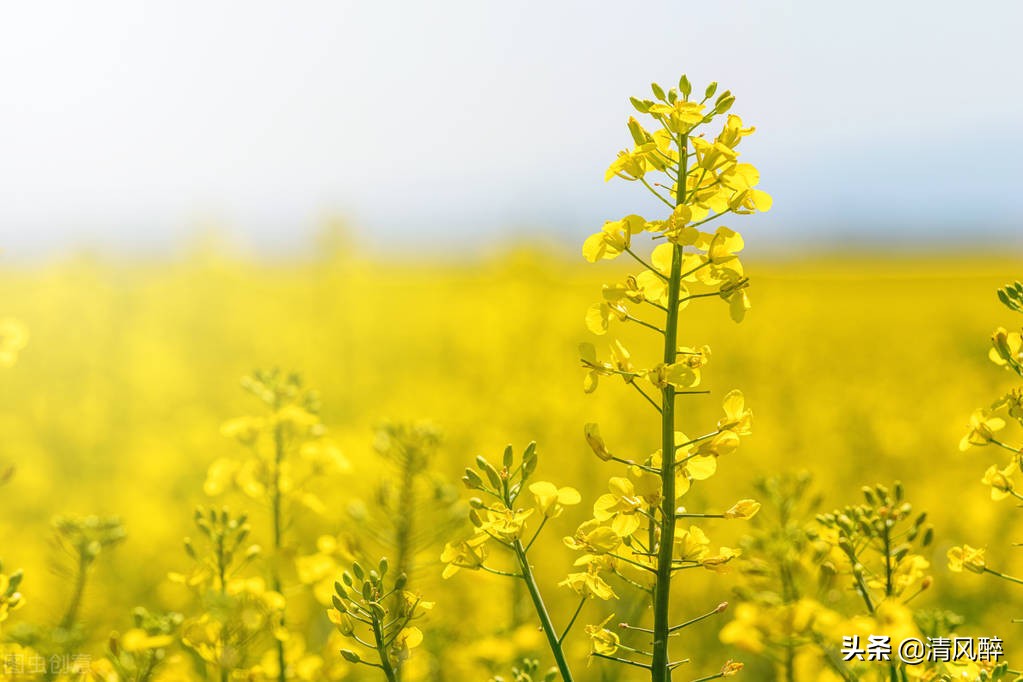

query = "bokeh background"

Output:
[[2, 2, 1023, 680]]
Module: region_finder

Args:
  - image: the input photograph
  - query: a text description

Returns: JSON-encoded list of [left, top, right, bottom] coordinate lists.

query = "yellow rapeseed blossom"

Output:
[[584, 615, 620, 656], [564, 520, 622, 555], [981, 460, 1018, 500], [559, 567, 618, 601], [581, 215, 647, 263], [990, 327, 1023, 367], [529, 481, 582, 519], [440, 534, 489, 579], [592, 477, 643, 537], [959, 408, 1005, 450], [947, 545, 986, 574], [583, 423, 614, 461], [723, 499, 761, 519]]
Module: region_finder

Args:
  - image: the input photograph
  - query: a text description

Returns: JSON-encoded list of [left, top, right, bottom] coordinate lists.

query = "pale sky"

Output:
[[1, 1, 1022, 259]]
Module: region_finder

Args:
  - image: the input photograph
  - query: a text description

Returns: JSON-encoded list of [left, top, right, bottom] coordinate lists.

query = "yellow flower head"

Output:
[[674, 525, 710, 562], [582, 215, 647, 263], [947, 545, 986, 574], [721, 660, 745, 676], [584, 614, 620, 656], [701, 547, 741, 573], [559, 567, 618, 601], [592, 477, 644, 537], [959, 409, 1006, 450], [584, 423, 614, 461], [723, 499, 761, 520], [982, 460, 1018, 501], [717, 114, 755, 149], [440, 533, 489, 579], [564, 519, 622, 555], [990, 327, 1023, 368], [649, 100, 706, 133], [718, 389, 753, 436], [481, 503, 533, 541], [528, 481, 581, 519]]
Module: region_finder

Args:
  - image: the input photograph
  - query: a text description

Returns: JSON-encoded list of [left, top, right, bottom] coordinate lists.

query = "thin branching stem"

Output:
[[512, 539, 575, 682]]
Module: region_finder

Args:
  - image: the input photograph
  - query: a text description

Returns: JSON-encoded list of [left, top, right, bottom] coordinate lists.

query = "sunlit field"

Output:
[[1, 244, 1020, 680]]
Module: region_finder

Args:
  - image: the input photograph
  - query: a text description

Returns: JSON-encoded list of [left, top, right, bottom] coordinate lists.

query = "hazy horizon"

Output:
[[1, 0, 1021, 260]]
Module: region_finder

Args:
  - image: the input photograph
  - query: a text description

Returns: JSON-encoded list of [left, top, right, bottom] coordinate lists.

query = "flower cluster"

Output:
[[206, 370, 348, 513], [169, 506, 287, 677], [443, 75, 770, 682], [951, 280, 1023, 624], [575, 76, 768, 681], [723, 477, 991, 681], [329, 558, 432, 682]]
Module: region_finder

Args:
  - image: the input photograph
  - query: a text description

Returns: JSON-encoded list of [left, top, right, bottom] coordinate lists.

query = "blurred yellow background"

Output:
[[2, 244, 1020, 678]]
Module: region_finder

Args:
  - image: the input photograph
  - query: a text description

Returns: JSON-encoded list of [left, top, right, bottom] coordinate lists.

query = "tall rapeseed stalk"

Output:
[[444, 75, 772, 682]]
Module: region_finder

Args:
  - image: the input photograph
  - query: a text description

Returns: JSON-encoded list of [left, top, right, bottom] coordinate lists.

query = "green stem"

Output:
[[559, 597, 587, 645], [524, 517, 548, 553], [641, 177, 676, 209], [624, 248, 667, 280], [687, 673, 724, 682], [372, 610, 400, 682], [218, 532, 229, 682], [513, 539, 574, 682], [631, 382, 663, 413], [985, 567, 1023, 585], [395, 446, 417, 581], [650, 131, 687, 682], [60, 553, 89, 630]]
